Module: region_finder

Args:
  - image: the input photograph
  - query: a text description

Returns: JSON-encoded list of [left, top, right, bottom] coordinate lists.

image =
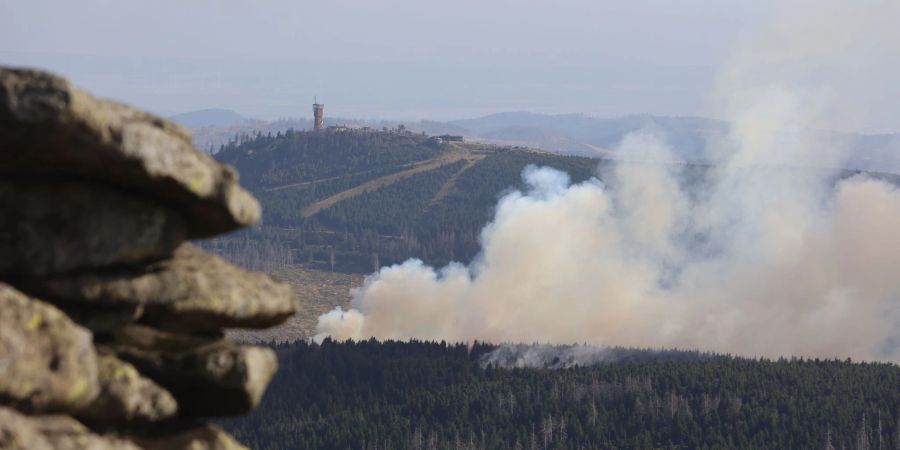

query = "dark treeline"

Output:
[[215, 128, 442, 191], [220, 340, 900, 450]]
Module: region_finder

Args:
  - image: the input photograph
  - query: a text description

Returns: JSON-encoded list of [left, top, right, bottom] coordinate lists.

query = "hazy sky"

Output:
[[1, 1, 897, 131]]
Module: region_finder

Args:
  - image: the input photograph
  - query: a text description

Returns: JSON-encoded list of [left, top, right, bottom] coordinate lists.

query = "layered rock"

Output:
[[0, 179, 186, 276], [29, 243, 296, 332], [0, 67, 297, 449], [110, 325, 277, 416], [0, 67, 260, 238], [76, 353, 178, 425]]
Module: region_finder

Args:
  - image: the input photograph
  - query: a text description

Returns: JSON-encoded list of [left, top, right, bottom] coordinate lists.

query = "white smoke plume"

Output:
[[478, 344, 718, 370], [316, 0, 900, 361]]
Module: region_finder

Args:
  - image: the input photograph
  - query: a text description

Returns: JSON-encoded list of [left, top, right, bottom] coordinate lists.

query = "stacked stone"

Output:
[[0, 68, 296, 450]]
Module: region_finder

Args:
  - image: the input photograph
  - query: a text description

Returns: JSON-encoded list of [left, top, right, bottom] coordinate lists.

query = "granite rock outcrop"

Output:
[[0, 66, 296, 449]]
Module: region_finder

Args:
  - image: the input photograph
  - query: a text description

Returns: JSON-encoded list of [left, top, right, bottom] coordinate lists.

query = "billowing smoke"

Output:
[[316, 0, 900, 361], [480, 344, 619, 370]]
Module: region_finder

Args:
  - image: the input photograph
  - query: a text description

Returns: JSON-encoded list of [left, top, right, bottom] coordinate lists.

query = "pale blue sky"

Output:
[[2, 0, 897, 132]]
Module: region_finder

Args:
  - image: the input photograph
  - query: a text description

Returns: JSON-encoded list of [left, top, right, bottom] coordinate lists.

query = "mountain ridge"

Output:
[[188, 111, 900, 173], [170, 107, 256, 128]]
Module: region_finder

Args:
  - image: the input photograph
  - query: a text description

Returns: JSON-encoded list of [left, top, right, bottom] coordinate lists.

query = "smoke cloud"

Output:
[[479, 344, 719, 370], [315, 0, 900, 361]]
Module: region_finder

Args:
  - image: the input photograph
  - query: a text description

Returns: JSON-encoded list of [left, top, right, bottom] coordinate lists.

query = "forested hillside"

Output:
[[221, 340, 900, 450], [216, 129, 443, 190], [214, 129, 604, 272], [214, 129, 900, 275]]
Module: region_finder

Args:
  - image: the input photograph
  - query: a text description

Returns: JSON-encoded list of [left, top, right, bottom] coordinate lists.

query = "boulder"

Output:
[[0, 284, 99, 413], [110, 325, 277, 417], [0, 68, 282, 449], [76, 354, 178, 425], [0, 67, 260, 238], [0, 179, 186, 276], [0, 407, 140, 450], [129, 422, 248, 450], [30, 243, 296, 332]]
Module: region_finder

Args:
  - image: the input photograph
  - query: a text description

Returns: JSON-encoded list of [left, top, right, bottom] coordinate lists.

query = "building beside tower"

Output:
[[312, 99, 324, 131]]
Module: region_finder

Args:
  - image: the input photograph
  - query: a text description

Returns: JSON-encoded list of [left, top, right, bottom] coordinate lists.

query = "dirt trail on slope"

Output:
[[429, 154, 485, 205], [300, 152, 468, 218], [263, 173, 357, 192], [264, 157, 449, 192]]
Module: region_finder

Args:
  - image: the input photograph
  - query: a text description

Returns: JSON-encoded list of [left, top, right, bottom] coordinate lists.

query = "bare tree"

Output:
[[202, 236, 294, 273], [825, 428, 836, 450], [529, 423, 538, 450], [411, 427, 423, 450], [858, 414, 870, 450], [558, 416, 568, 443], [542, 416, 554, 449]]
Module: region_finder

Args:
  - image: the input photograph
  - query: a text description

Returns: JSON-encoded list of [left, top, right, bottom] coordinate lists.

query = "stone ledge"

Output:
[[0, 67, 260, 238]]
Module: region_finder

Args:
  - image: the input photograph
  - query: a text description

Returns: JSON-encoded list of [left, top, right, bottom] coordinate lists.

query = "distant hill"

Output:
[[450, 112, 900, 172], [187, 118, 452, 153], [182, 110, 899, 171], [212, 129, 900, 275], [450, 112, 725, 159], [170, 108, 255, 128], [213, 129, 604, 273]]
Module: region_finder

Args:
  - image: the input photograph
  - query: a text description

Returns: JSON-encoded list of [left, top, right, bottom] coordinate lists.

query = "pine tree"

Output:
[[542, 416, 554, 449], [530, 423, 538, 450], [558, 416, 568, 443]]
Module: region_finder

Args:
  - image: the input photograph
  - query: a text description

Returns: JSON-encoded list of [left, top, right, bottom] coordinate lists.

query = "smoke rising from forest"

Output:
[[315, 0, 900, 361], [478, 344, 721, 370]]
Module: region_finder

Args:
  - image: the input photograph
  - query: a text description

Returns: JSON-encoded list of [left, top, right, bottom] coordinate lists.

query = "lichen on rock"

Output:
[[111, 325, 277, 417], [76, 353, 178, 425], [0, 406, 142, 450], [30, 243, 297, 332], [0, 284, 100, 413]]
